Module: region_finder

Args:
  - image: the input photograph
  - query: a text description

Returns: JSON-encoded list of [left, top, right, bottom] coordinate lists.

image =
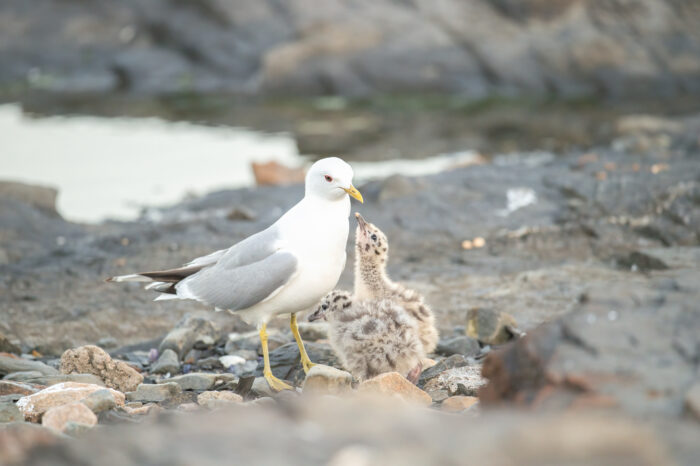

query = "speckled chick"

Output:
[[309, 290, 424, 382], [353, 213, 439, 353]]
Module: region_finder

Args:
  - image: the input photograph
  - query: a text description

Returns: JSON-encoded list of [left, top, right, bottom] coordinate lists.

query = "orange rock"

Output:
[[251, 161, 305, 186], [17, 382, 125, 422], [357, 372, 432, 406], [302, 365, 353, 395], [41, 402, 97, 433], [60, 345, 143, 392], [441, 395, 478, 412]]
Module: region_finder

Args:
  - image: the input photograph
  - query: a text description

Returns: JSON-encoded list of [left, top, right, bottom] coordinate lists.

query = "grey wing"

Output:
[[176, 250, 298, 312]]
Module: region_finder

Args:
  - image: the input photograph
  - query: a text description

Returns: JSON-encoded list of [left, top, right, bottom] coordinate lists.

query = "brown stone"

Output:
[[357, 372, 432, 406], [251, 161, 305, 186], [302, 365, 353, 395], [441, 396, 479, 412], [197, 391, 243, 409], [16, 382, 125, 422], [42, 402, 97, 433], [685, 383, 700, 421], [60, 345, 143, 392]]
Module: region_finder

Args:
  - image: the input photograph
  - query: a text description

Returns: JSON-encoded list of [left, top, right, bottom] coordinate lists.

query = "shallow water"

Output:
[[0, 104, 480, 223]]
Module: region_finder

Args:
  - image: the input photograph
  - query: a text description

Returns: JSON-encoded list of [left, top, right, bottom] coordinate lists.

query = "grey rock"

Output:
[[436, 336, 481, 357], [419, 355, 471, 387], [0, 401, 23, 423], [427, 389, 450, 403], [250, 377, 277, 398], [126, 383, 182, 403], [0, 356, 59, 377], [167, 373, 236, 391], [424, 366, 486, 396], [2, 371, 45, 381], [19, 374, 106, 387], [81, 389, 118, 414], [254, 342, 340, 386], [159, 315, 220, 359], [150, 349, 180, 375]]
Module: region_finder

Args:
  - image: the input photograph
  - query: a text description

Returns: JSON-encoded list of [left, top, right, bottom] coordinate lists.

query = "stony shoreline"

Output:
[[1, 111, 700, 464]]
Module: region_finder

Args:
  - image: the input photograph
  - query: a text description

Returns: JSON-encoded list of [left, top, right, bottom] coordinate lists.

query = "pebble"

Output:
[[0, 355, 59, 377], [251, 377, 277, 398], [219, 355, 246, 369], [126, 383, 182, 403], [0, 401, 23, 422], [197, 391, 243, 409], [62, 421, 94, 437], [18, 374, 106, 387], [436, 336, 481, 357], [151, 349, 180, 375], [426, 389, 450, 403], [441, 396, 479, 412], [419, 354, 470, 386], [167, 373, 236, 391], [302, 365, 353, 395], [81, 389, 118, 414], [60, 345, 143, 392], [0, 380, 42, 397], [42, 402, 97, 433], [159, 315, 220, 358], [3, 371, 44, 381], [424, 366, 486, 396], [16, 382, 125, 422], [358, 372, 432, 406]]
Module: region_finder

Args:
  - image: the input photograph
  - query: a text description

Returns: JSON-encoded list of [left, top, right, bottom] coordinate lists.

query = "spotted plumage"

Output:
[[353, 214, 439, 353], [309, 290, 424, 382]]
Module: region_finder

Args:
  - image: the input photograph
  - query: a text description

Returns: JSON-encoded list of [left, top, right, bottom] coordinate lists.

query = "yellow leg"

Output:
[[260, 323, 292, 391], [290, 313, 316, 373]]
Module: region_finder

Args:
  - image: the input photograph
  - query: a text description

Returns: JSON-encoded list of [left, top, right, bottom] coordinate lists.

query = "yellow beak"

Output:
[[343, 185, 364, 203]]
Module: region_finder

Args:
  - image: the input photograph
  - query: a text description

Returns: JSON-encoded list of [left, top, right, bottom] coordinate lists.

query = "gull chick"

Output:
[[309, 290, 424, 383], [353, 213, 439, 353], [107, 157, 363, 391]]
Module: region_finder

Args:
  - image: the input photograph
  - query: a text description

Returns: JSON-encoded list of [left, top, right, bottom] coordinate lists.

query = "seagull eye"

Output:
[[371, 234, 377, 241], [324, 175, 333, 183]]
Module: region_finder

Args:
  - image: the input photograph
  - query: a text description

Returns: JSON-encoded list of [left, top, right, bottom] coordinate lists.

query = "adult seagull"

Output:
[[107, 157, 363, 391]]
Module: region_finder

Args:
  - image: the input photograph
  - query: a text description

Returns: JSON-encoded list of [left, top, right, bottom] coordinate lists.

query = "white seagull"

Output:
[[107, 157, 363, 391]]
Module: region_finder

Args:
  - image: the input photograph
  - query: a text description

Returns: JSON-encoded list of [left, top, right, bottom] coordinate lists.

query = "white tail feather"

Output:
[[154, 294, 180, 301], [108, 273, 152, 283]]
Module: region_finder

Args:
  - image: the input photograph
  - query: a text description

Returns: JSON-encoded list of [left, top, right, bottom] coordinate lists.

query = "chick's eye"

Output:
[[371, 234, 377, 241], [322, 304, 328, 310], [324, 175, 333, 182]]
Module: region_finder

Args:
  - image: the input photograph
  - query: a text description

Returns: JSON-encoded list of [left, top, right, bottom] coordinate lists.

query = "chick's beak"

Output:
[[343, 185, 363, 203], [355, 212, 368, 232]]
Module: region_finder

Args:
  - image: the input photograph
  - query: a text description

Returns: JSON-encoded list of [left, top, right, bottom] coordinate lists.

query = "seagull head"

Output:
[[355, 213, 389, 266], [305, 157, 363, 203], [308, 290, 353, 322]]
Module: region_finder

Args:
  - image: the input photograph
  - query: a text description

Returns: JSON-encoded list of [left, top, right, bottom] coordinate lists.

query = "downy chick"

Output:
[[309, 290, 424, 383], [353, 213, 439, 353]]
